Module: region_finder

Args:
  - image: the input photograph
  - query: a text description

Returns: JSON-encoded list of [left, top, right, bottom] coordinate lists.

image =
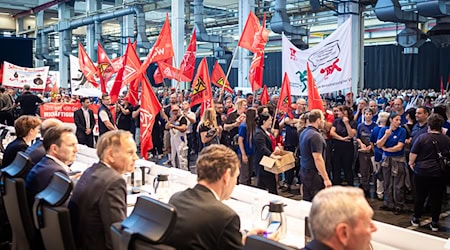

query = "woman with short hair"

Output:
[[2, 115, 41, 167]]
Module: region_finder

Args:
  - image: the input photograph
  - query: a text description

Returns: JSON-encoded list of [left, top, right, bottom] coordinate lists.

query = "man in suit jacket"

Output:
[[25, 126, 78, 205], [74, 97, 95, 147], [25, 118, 63, 164], [69, 130, 138, 250], [164, 144, 270, 250], [301, 187, 377, 250]]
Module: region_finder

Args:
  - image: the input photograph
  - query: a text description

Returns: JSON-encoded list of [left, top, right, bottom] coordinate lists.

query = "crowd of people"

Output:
[[1, 82, 450, 249]]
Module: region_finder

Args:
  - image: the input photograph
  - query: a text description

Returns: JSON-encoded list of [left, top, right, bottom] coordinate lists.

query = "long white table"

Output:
[[74, 147, 450, 250]]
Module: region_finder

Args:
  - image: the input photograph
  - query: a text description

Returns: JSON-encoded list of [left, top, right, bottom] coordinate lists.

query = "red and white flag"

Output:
[[307, 63, 324, 112], [140, 78, 162, 159], [179, 29, 197, 82], [278, 72, 293, 118], [211, 61, 232, 93], [190, 58, 212, 108], [260, 85, 269, 105], [78, 43, 99, 88]]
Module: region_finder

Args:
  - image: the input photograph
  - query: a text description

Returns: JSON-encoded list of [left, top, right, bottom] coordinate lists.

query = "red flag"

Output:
[[237, 11, 260, 53], [307, 63, 324, 112], [249, 50, 264, 91], [260, 85, 269, 105], [0, 63, 3, 83], [138, 14, 174, 81], [140, 77, 162, 159], [252, 13, 269, 52], [97, 42, 114, 93], [190, 58, 212, 108], [278, 72, 292, 117], [78, 43, 99, 88], [109, 52, 128, 104], [158, 61, 190, 82], [154, 57, 173, 84], [180, 29, 197, 81], [441, 76, 445, 95], [122, 40, 142, 86], [211, 61, 232, 93]]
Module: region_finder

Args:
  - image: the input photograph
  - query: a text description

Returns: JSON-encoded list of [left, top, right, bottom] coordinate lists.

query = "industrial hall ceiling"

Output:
[[0, 0, 449, 57]]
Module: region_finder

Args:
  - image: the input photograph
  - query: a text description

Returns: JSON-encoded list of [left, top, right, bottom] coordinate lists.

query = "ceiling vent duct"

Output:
[[193, 0, 232, 47], [417, 0, 450, 47], [375, 0, 427, 53], [271, 0, 308, 49]]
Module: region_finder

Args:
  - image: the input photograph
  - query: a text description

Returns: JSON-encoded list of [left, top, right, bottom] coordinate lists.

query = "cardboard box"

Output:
[[259, 150, 295, 174]]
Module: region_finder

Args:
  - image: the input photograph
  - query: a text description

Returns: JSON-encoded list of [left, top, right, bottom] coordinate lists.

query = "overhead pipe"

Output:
[[193, 0, 232, 45], [270, 0, 308, 36], [417, 0, 450, 47], [13, 0, 72, 19], [270, 0, 308, 49], [37, 5, 150, 49], [374, 0, 427, 23]]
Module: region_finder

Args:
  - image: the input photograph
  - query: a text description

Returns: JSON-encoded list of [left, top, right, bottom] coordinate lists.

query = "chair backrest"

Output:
[[32, 172, 75, 250], [0, 128, 9, 153], [243, 235, 299, 250], [1, 177, 35, 250], [1, 152, 33, 180], [110, 196, 177, 250], [0, 152, 36, 250]]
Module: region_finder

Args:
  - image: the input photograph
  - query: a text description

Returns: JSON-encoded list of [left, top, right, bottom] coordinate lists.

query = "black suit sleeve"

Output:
[[99, 177, 127, 250], [74, 110, 85, 130], [254, 132, 272, 157], [218, 214, 243, 250], [89, 110, 95, 129]]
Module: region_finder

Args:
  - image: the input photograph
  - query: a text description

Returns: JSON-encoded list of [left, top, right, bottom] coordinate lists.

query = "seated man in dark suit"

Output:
[[25, 118, 63, 164], [302, 187, 377, 250], [164, 144, 269, 250], [69, 130, 138, 250], [25, 126, 78, 205]]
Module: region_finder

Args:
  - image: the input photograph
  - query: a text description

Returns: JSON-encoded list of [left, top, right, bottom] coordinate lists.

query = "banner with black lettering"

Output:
[[282, 19, 352, 96], [2, 61, 49, 90]]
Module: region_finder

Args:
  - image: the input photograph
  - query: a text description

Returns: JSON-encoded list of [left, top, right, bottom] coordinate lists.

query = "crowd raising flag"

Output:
[[140, 78, 162, 160], [211, 61, 233, 93], [97, 42, 114, 93], [307, 63, 324, 111], [179, 29, 197, 82], [278, 72, 293, 118], [190, 58, 212, 108], [78, 43, 99, 88], [260, 85, 269, 105]]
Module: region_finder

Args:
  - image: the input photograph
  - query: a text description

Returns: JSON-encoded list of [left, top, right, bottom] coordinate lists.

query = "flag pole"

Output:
[[271, 106, 278, 131], [219, 46, 239, 102]]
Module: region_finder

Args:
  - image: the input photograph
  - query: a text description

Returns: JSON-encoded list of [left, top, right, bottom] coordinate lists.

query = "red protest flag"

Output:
[[109, 53, 128, 104], [237, 11, 260, 53], [211, 61, 232, 93], [78, 43, 99, 88], [307, 63, 324, 112], [278, 72, 292, 117], [252, 13, 269, 52], [180, 29, 197, 81], [260, 85, 269, 105], [158, 61, 190, 82], [140, 77, 162, 159], [249, 50, 264, 91], [122, 40, 142, 87], [441, 76, 445, 95], [97, 42, 114, 93], [154, 57, 173, 84], [190, 58, 212, 108], [139, 13, 174, 79], [0, 63, 3, 84]]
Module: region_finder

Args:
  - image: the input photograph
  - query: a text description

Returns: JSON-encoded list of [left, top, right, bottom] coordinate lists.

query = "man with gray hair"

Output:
[[302, 186, 377, 250]]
